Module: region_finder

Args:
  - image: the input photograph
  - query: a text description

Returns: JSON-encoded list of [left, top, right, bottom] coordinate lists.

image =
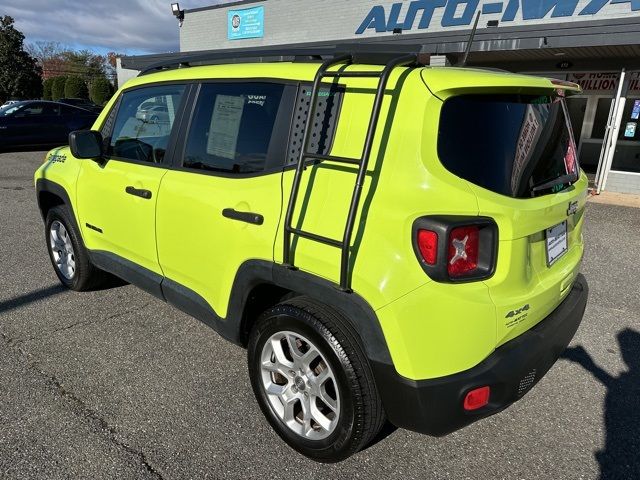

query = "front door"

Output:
[[156, 81, 296, 316], [76, 84, 187, 275]]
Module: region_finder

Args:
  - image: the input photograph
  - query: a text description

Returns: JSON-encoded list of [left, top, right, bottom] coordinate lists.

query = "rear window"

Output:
[[438, 94, 578, 198]]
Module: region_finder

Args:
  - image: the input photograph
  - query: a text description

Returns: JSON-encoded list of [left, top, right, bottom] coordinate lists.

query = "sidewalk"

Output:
[[588, 190, 640, 208]]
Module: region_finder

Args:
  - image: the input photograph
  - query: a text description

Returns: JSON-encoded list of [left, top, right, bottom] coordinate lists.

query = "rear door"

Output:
[[156, 81, 296, 316], [76, 84, 188, 275]]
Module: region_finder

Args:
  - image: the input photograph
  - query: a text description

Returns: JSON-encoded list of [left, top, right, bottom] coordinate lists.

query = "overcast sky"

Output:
[[4, 0, 227, 56]]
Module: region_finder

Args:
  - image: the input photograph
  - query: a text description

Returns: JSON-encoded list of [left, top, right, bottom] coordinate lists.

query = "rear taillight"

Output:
[[447, 226, 479, 277], [412, 216, 498, 283]]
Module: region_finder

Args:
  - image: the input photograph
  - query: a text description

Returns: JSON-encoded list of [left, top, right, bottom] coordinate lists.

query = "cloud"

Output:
[[4, 0, 227, 54]]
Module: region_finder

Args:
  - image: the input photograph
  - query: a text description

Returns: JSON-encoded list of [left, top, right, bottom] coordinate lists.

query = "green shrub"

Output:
[[51, 76, 67, 101], [64, 75, 88, 99], [42, 77, 55, 100], [89, 76, 113, 105]]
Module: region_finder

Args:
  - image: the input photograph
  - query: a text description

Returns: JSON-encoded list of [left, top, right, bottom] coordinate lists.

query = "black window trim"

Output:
[[285, 80, 346, 168]]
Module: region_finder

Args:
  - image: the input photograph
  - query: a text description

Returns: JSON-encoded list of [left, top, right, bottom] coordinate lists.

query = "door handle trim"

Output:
[[222, 208, 264, 225], [125, 186, 152, 199]]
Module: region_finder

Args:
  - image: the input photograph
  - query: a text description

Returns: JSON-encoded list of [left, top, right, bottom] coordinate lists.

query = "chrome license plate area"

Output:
[[546, 221, 568, 266]]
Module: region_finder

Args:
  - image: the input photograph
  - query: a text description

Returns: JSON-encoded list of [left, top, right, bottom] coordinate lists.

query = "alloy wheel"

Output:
[[260, 330, 340, 440], [49, 220, 76, 280]]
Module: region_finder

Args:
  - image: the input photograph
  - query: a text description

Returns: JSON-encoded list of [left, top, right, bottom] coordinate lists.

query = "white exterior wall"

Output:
[[180, 0, 640, 52], [116, 57, 140, 89]]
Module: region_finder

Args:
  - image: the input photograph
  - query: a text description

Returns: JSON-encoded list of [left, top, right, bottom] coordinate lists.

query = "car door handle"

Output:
[[125, 186, 152, 199], [222, 208, 264, 225]]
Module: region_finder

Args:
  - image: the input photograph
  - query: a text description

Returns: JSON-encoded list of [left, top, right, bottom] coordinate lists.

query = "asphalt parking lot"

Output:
[[1, 151, 638, 480]]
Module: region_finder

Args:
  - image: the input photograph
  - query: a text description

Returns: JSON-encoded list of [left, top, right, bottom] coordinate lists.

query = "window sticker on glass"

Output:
[[247, 95, 266, 106], [632, 100, 640, 120], [624, 122, 637, 138], [207, 95, 245, 159]]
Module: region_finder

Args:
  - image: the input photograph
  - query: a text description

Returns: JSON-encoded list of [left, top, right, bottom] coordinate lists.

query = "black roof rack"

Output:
[[138, 43, 431, 76]]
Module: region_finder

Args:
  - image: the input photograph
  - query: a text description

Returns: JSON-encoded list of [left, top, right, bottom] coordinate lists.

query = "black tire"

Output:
[[45, 205, 109, 291], [248, 296, 385, 462]]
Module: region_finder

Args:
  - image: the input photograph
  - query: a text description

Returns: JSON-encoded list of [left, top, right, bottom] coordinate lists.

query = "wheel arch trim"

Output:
[[36, 179, 83, 241], [83, 251, 394, 367]]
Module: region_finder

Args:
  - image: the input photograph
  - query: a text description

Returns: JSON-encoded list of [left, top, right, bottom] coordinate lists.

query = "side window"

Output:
[[59, 104, 79, 115], [183, 83, 288, 174], [17, 103, 45, 116], [42, 103, 61, 115], [107, 84, 186, 164]]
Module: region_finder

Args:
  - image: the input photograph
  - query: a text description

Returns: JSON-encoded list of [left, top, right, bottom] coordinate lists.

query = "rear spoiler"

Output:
[[550, 78, 582, 95]]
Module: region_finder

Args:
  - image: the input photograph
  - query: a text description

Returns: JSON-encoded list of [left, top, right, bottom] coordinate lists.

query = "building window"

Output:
[[612, 97, 640, 173], [590, 98, 613, 140]]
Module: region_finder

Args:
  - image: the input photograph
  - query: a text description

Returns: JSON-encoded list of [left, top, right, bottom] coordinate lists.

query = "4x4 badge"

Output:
[[567, 201, 578, 216], [506, 304, 530, 318]]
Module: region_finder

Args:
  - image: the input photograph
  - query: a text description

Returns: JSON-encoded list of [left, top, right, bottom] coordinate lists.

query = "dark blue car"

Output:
[[0, 101, 98, 151]]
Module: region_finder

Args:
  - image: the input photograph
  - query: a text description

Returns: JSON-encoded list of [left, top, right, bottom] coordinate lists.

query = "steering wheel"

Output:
[[134, 142, 152, 162]]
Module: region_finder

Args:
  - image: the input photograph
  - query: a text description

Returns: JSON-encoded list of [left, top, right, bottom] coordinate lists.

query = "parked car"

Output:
[[135, 104, 169, 124], [59, 98, 103, 114], [34, 45, 589, 463], [0, 101, 98, 151]]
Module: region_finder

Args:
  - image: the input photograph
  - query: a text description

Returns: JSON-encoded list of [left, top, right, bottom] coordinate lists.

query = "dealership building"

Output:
[[118, 0, 640, 194]]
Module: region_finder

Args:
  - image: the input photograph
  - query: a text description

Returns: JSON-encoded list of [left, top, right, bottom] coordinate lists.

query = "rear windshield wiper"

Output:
[[531, 173, 577, 194]]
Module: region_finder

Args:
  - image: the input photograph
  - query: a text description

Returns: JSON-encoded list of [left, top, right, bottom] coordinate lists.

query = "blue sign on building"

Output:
[[228, 6, 264, 40]]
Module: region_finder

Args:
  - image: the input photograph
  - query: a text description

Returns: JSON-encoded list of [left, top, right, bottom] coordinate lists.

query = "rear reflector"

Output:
[[447, 226, 479, 277], [463, 386, 490, 411], [417, 229, 438, 265]]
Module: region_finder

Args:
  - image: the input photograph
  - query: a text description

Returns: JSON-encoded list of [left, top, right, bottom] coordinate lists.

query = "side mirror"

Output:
[[69, 130, 103, 159]]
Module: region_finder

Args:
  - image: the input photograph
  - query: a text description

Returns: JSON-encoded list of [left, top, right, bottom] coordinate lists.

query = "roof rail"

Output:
[[138, 43, 430, 76]]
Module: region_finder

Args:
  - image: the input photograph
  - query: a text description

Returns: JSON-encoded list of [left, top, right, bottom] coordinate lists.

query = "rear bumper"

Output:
[[372, 273, 588, 436]]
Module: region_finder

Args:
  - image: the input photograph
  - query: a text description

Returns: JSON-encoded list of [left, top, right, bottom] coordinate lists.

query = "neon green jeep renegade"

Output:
[[35, 45, 589, 462]]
